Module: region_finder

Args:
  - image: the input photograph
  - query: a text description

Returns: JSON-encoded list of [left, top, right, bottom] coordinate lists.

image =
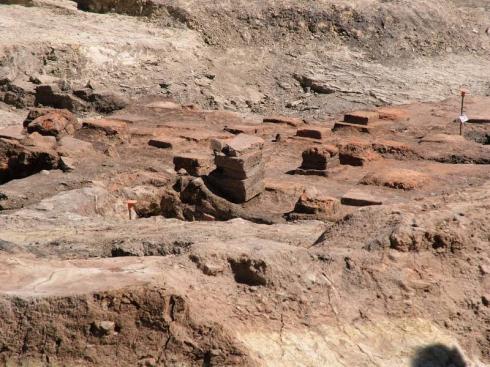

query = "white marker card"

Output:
[[459, 114, 469, 123]]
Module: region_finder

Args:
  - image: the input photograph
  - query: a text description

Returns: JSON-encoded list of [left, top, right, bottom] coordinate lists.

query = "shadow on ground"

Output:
[[412, 344, 467, 367]]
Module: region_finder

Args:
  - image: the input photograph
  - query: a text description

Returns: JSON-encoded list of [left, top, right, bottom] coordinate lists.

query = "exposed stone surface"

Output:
[[73, 88, 128, 113], [0, 78, 36, 108], [0, 137, 58, 183], [57, 136, 94, 157], [35, 84, 88, 112], [59, 156, 76, 172], [0, 126, 24, 141]]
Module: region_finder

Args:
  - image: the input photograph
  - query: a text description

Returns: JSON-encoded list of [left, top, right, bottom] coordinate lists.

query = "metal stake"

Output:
[[460, 90, 466, 136]]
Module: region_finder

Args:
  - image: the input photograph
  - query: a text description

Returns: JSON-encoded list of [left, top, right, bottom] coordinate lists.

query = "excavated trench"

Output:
[[74, 0, 484, 60]]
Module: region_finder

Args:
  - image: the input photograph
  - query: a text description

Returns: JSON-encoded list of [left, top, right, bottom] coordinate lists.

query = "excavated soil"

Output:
[[0, 0, 490, 366]]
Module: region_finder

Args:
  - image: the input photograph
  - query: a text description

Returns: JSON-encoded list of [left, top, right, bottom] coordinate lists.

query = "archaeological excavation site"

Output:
[[0, 0, 490, 366]]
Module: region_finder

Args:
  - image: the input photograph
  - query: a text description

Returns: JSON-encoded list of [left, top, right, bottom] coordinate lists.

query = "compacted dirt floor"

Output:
[[0, 0, 489, 366]]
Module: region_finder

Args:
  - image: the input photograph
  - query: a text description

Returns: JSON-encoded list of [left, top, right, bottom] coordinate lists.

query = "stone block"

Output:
[[219, 161, 265, 180], [215, 150, 263, 174], [341, 189, 383, 207], [344, 111, 380, 125], [296, 127, 331, 140], [301, 146, 339, 171], [208, 170, 265, 203], [148, 136, 184, 149], [173, 153, 214, 177], [294, 189, 340, 216], [222, 134, 264, 157]]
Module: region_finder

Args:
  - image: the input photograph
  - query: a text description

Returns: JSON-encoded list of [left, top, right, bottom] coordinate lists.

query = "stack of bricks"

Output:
[[208, 134, 265, 203]]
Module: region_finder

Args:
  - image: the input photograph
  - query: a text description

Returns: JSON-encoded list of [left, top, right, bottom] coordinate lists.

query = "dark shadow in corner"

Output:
[[411, 343, 467, 367]]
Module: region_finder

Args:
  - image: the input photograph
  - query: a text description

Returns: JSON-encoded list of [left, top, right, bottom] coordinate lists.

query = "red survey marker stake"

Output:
[[127, 200, 137, 220]]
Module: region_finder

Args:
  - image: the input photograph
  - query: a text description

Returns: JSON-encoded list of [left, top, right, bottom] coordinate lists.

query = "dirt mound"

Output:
[[1, 1, 490, 365], [360, 168, 431, 190]]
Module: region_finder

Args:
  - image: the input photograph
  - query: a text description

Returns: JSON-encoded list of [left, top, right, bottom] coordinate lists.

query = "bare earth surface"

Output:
[[0, 0, 489, 366]]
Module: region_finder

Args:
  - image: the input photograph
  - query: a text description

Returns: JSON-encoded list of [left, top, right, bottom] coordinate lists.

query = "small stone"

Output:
[[59, 156, 76, 172], [479, 264, 490, 275], [90, 321, 115, 336]]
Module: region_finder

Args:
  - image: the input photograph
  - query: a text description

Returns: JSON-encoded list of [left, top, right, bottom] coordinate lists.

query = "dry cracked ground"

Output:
[[0, 0, 490, 366]]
